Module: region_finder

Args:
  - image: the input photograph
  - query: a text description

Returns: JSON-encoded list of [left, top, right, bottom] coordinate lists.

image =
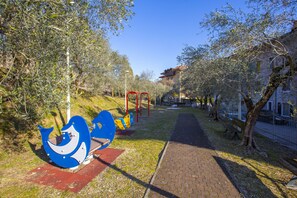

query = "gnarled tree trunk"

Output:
[[197, 97, 203, 109], [203, 95, 208, 109], [241, 65, 290, 150], [213, 95, 220, 121], [209, 94, 220, 121], [241, 104, 261, 149]]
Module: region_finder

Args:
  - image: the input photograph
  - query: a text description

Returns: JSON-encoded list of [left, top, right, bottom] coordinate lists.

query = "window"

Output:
[[277, 102, 282, 115], [282, 103, 291, 117], [268, 101, 272, 111]]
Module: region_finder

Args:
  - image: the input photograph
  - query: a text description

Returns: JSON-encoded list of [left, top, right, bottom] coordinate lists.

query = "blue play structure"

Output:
[[38, 110, 116, 169]]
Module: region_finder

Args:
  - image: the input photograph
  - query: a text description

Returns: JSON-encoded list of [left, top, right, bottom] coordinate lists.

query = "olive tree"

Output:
[[201, 0, 297, 150], [0, 0, 134, 139]]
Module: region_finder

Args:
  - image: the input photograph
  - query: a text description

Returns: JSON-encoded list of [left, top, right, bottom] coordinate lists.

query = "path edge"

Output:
[[143, 140, 170, 198]]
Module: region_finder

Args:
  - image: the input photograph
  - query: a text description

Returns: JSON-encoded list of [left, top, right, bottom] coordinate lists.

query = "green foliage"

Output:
[[182, 0, 297, 146], [0, 0, 134, 140]]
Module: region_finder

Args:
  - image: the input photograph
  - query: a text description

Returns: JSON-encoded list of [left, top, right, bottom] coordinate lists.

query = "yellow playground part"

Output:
[[123, 114, 131, 128], [114, 119, 126, 130], [114, 113, 133, 130]]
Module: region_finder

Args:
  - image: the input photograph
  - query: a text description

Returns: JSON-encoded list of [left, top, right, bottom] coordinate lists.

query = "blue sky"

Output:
[[108, 0, 247, 80]]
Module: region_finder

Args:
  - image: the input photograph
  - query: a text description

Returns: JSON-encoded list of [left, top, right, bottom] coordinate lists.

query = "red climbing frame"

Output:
[[126, 91, 139, 122], [126, 91, 150, 122], [139, 92, 150, 117]]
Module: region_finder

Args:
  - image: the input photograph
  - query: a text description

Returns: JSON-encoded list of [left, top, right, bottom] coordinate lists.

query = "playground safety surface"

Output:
[[26, 148, 124, 193]]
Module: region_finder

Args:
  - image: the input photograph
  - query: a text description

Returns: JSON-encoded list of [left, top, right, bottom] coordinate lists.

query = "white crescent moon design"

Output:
[[70, 142, 87, 163], [48, 125, 80, 155]]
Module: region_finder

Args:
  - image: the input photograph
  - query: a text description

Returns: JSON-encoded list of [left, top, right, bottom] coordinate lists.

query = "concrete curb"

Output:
[[143, 140, 170, 198]]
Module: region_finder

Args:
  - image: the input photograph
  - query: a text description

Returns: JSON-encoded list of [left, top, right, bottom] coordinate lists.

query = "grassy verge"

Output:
[[0, 96, 180, 197], [2, 100, 295, 197], [190, 108, 297, 198]]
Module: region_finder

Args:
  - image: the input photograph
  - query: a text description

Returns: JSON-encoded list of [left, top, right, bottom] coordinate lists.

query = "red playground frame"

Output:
[[140, 92, 150, 117], [126, 91, 150, 122]]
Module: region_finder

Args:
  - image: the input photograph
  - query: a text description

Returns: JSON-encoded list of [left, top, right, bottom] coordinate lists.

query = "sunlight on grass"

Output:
[[2, 101, 296, 197], [0, 96, 180, 197], [190, 108, 297, 198]]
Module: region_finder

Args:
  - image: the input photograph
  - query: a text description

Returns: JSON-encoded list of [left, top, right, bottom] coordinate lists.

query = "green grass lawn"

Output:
[[0, 96, 180, 197], [1, 97, 297, 197], [190, 108, 297, 198]]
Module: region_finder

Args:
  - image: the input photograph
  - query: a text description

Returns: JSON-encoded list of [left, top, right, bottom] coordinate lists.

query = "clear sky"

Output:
[[108, 0, 247, 80]]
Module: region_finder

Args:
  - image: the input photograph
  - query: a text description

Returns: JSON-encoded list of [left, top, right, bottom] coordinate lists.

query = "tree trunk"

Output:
[[208, 94, 220, 121], [241, 108, 259, 150], [241, 67, 286, 150], [209, 96, 213, 107], [213, 95, 219, 121], [198, 97, 203, 109], [203, 95, 208, 110]]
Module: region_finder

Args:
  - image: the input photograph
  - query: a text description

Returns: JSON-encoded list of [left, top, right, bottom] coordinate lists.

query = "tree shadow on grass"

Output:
[[50, 111, 62, 135], [81, 105, 102, 118], [241, 157, 288, 197], [112, 107, 125, 115], [103, 96, 126, 109], [213, 156, 277, 197], [128, 111, 297, 169], [94, 156, 178, 197]]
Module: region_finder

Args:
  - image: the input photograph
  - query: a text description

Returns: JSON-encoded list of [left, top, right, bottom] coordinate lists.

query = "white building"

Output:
[[259, 24, 297, 118]]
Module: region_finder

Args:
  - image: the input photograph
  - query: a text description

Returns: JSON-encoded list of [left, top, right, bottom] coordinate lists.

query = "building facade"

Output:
[[159, 65, 187, 103], [258, 26, 297, 118]]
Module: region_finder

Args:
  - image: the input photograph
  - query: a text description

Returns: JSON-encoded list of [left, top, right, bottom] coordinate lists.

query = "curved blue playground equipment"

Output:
[[91, 110, 116, 150], [38, 110, 116, 169]]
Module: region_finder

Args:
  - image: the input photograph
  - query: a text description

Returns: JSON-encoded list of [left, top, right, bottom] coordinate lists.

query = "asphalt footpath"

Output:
[[145, 113, 241, 198]]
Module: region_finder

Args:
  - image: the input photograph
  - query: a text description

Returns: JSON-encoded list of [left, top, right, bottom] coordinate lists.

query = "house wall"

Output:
[[259, 29, 297, 117], [160, 66, 187, 102]]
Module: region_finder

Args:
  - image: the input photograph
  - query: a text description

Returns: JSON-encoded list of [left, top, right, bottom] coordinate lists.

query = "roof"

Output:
[[159, 65, 187, 78]]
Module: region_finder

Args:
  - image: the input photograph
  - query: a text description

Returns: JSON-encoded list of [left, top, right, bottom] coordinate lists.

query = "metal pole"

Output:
[[66, 46, 71, 122], [66, 1, 74, 123], [126, 92, 129, 115], [179, 71, 182, 102], [125, 72, 127, 112], [136, 93, 138, 122], [124, 70, 129, 113]]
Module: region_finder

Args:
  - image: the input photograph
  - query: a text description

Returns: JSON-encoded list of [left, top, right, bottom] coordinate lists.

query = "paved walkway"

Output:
[[146, 113, 241, 198], [255, 121, 297, 151]]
